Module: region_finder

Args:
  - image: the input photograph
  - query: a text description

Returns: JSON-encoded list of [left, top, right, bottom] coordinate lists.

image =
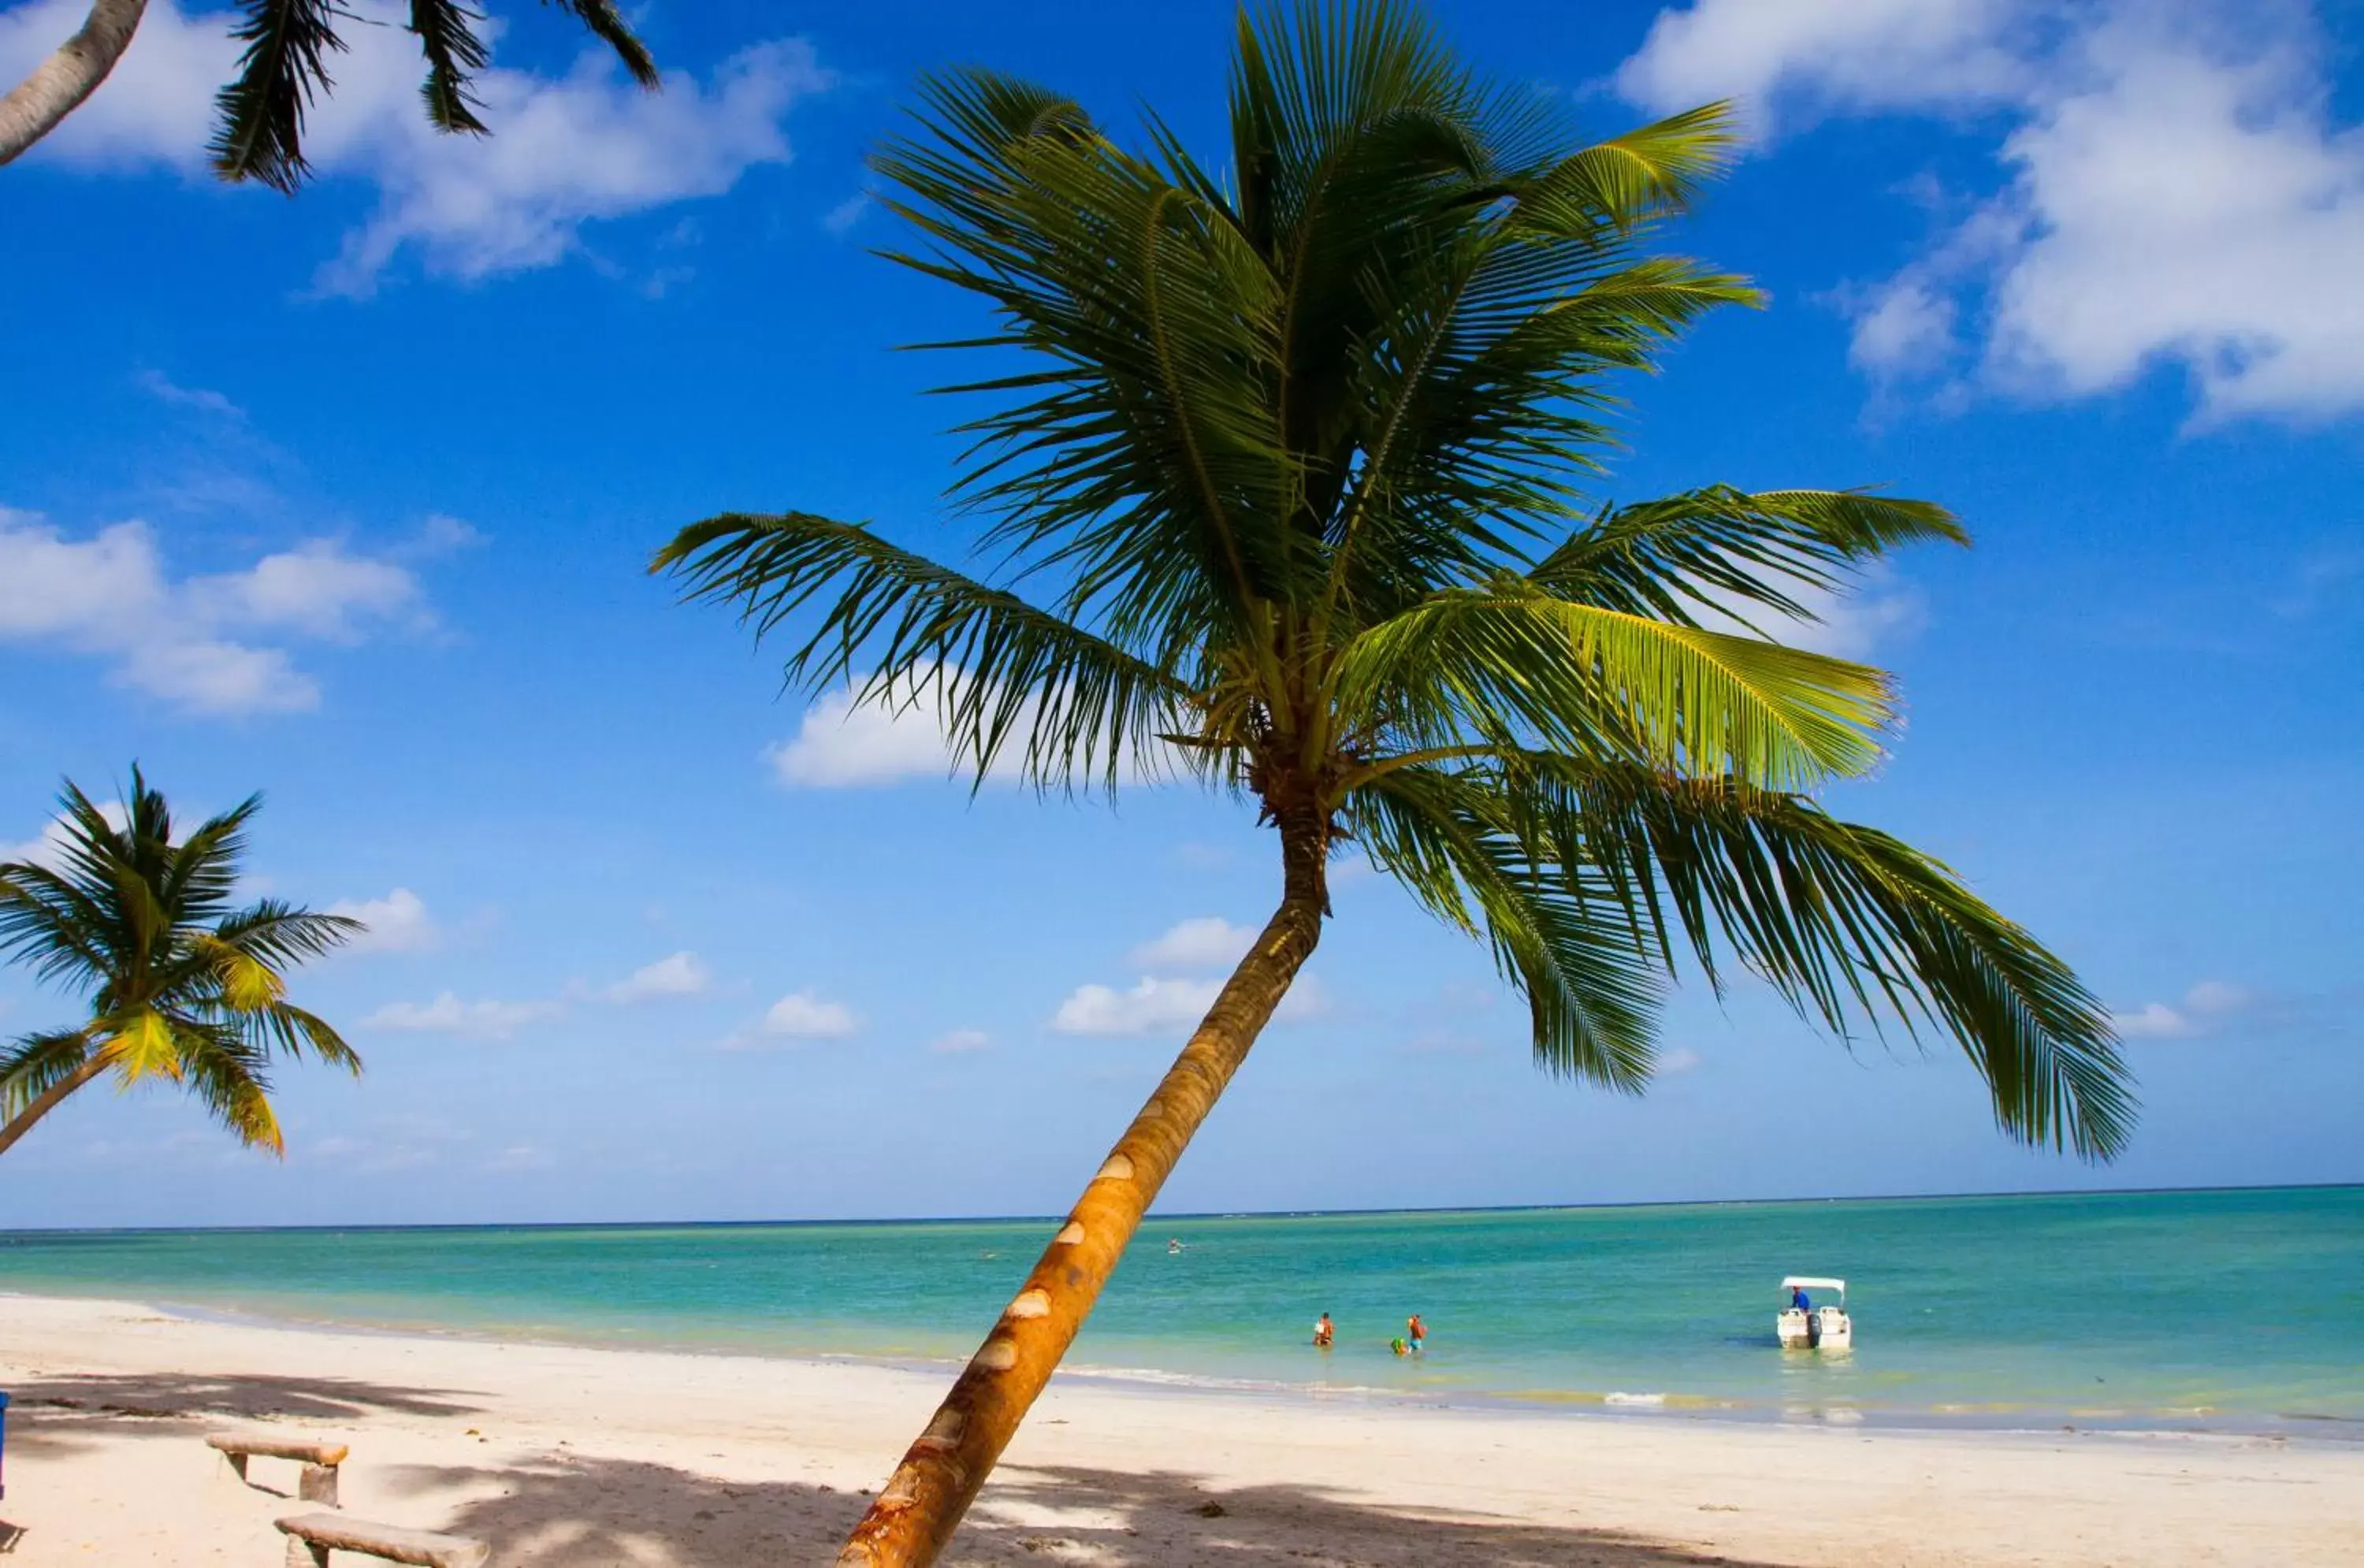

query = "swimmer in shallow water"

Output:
[[1390, 1336, 1410, 1357], [1313, 1312, 1334, 1348]]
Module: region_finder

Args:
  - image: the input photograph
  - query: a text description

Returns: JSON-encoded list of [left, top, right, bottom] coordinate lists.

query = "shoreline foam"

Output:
[[10, 1287, 2355, 1445]]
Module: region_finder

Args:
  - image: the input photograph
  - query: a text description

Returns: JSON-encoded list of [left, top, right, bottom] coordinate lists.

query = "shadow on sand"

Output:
[[385, 1451, 1775, 1567], [1, 1369, 484, 1462]]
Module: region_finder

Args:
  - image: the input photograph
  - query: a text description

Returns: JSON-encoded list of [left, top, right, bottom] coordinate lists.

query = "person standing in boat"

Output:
[[1791, 1284, 1812, 1313]]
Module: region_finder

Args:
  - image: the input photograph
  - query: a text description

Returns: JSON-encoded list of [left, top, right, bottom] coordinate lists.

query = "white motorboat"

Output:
[[1776, 1276, 1852, 1351]]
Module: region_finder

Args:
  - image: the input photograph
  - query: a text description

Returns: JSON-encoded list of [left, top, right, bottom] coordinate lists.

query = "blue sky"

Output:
[[0, 0, 2358, 1228]]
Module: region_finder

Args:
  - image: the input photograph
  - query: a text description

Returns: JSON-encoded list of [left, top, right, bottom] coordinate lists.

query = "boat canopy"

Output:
[[1782, 1276, 1846, 1296]]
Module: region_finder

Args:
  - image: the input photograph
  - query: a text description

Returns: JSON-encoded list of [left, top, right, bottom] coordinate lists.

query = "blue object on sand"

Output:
[[1, 1388, 11, 1500]]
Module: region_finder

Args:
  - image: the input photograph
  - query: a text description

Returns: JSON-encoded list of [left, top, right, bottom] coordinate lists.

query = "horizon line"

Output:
[[1, 1179, 2354, 1237]]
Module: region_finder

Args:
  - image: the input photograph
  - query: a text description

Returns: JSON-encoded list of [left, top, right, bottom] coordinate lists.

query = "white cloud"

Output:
[[1617, 0, 2031, 132], [414, 514, 487, 555], [314, 35, 828, 296], [765, 670, 1177, 790], [604, 950, 712, 1005], [1660, 1047, 1703, 1075], [2182, 979, 2252, 1015], [1693, 562, 1928, 660], [1978, 18, 2364, 422], [1845, 278, 1960, 382], [134, 368, 242, 418], [2113, 979, 2255, 1040], [1051, 973, 1328, 1039], [483, 1143, 556, 1172], [298, 1113, 473, 1171], [0, 510, 427, 715], [929, 1027, 991, 1054], [1621, 1, 2364, 423], [821, 191, 871, 235], [327, 888, 439, 953], [761, 989, 857, 1039], [1130, 917, 1258, 971], [361, 992, 563, 1039], [1, 800, 129, 869], [766, 685, 971, 787], [0, 1, 828, 295], [190, 541, 421, 641], [359, 950, 716, 1038], [1054, 976, 1222, 1037], [0, 514, 164, 633], [2113, 1001, 2191, 1040]]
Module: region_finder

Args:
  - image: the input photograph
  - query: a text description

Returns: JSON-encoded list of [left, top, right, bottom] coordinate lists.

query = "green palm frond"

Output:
[[1531, 487, 1968, 634], [0, 863, 117, 988], [545, 0, 657, 87], [1509, 102, 1742, 240], [1496, 753, 2132, 1157], [208, 902, 366, 970], [878, 81, 1304, 638], [211, 0, 660, 190], [1330, 586, 1895, 787], [656, 512, 1199, 791], [210, 0, 346, 191], [1351, 764, 1662, 1089], [100, 1007, 184, 1082], [0, 1030, 94, 1116], [251, 1001, 363, 1074], [157, 793, 261, 928], [412, 0, 492, 135], [176, 1027, 287, 1154]]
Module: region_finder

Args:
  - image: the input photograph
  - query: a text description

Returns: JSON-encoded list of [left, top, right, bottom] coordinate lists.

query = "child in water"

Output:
[[1389, 1336, 1410, 1356]]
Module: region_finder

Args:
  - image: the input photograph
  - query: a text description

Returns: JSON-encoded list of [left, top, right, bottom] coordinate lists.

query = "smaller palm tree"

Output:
[[0, 766, 362, 1160]]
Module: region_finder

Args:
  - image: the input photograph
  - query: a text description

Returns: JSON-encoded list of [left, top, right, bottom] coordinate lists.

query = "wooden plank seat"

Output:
[[207, 1432, 352, 1506], [275, 1512, 489, 1568]]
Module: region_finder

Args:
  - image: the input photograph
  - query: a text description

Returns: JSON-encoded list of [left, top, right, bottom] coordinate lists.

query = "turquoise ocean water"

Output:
[[4, 1187, 2358, 1433]]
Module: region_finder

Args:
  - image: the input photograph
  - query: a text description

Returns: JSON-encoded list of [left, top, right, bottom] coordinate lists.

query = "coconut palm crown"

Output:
[[0, 767, 362, 1160], [658, 5, 2132, 1562]]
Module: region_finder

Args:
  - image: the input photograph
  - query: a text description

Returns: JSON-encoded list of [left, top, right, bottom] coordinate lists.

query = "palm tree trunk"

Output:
[[835, 803, 1330, 1567], [0, 0, 148, 167], [0, 1053, 110, 1157]]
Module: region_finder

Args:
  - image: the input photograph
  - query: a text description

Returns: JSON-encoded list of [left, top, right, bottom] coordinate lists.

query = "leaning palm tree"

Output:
[[1, 0, 656, 188], [0, 767, 362, 1159], [659, 5, 2133, 1562]]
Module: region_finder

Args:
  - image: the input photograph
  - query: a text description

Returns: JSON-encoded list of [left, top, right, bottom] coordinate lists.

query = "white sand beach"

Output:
[[1, 1294, 2355, 1566]]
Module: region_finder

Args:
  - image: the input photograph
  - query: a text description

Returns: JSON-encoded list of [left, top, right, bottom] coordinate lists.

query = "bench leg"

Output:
[[298, 1462, 340, 1507], [228, 1453, 250, 1482], [284, 1537, 329, 1568]]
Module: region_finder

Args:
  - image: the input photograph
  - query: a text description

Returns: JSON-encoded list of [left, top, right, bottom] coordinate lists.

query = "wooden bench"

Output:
[[275, 1513, 489, 1568], [206, 1432, 351, 1506]]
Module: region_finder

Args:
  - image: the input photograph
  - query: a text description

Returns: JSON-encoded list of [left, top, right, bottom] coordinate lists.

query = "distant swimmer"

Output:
[[1407, 1313, 1426, 1351], [1168, 1237, 1184, 1254], [1313, 1312, 1335, 1349]]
